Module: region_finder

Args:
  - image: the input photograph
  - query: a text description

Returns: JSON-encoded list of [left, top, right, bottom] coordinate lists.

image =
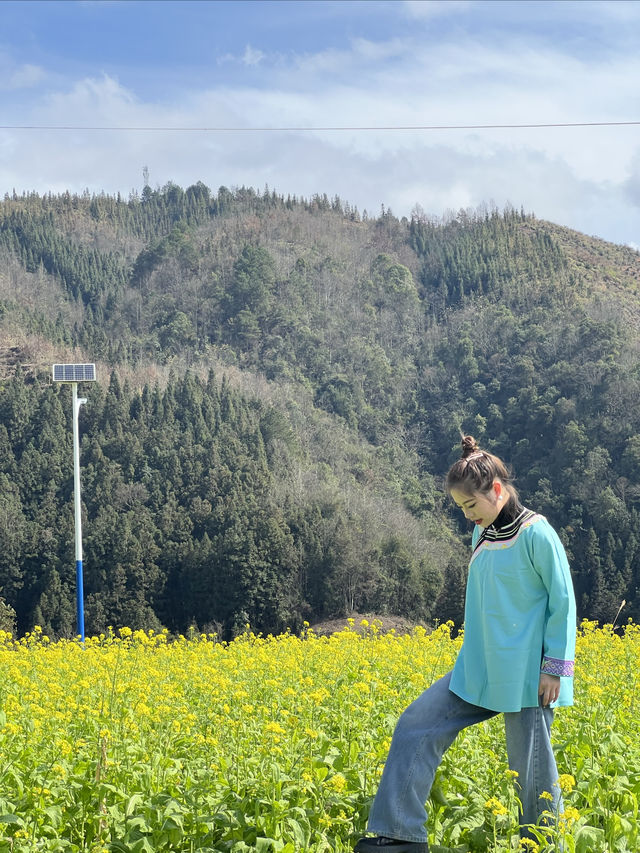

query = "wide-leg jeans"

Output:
[[367, 671, 562, 844]]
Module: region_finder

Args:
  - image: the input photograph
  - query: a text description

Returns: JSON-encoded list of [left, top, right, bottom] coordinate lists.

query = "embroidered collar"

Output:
[[473, 504, 536, 553]]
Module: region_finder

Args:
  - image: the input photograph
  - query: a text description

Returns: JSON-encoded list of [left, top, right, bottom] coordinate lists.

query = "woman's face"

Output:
[[450, 480, 503, 528]]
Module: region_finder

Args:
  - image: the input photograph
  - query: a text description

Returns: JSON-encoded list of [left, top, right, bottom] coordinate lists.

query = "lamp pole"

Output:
[[52, 363, 96, 642], [72, 383, 88, 642]]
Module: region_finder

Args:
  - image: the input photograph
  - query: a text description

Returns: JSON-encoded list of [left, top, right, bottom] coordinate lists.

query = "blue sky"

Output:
[[1, 0, 639, 247]]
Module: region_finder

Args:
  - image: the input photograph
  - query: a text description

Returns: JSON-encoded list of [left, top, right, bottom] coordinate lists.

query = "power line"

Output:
[[0, 121, 639, 132]]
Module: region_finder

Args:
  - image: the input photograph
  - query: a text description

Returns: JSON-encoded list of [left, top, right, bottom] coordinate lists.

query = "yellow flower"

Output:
[[538, 790, 554, 801], [560, 806, 580, 825], [485, 796, 509, 816], [309, 687, 330, 705], [57, 739, 73, 758], [326, 772, 347, 793], [557, 773, 576, 793]]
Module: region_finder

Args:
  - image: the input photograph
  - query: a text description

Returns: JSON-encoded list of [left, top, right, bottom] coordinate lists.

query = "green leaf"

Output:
[[430, 782, 450, 807], [0, 814, 23, 825], [575, 825, 606, 853], [285, 817, 308, 847], [44, 805, 64, 828], [255, 838, 282, 853], [127, 815, 152, 833], [126, 793, 144, 817], [161, 814, 184, 831], [130, 838, 155, 853]]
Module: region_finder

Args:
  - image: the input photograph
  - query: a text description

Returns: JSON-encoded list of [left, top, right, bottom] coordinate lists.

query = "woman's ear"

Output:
[[493, 479, 503, 501]]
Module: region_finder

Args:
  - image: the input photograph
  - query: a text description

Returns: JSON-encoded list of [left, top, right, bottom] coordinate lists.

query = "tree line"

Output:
[[0, 368, 451, 638], [1, 183, 640, 634]]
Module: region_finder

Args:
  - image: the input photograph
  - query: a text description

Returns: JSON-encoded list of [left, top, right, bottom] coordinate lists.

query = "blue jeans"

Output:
[[367, 672, 563, 844]]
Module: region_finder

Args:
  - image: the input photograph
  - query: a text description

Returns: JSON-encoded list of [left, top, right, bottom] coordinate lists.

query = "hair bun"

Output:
[[461, 435, 481, 459]]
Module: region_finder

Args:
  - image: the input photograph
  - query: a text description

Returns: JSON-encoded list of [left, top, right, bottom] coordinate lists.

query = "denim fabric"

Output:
[[366, 671, 563, 844], [504, 703, 563, 840]]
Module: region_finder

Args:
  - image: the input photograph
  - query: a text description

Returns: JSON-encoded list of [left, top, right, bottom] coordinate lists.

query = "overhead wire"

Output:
[[0, 121, 639, 132]]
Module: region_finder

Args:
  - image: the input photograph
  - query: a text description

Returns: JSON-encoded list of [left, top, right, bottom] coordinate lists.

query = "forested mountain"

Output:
[[1, 182, 639, 638]]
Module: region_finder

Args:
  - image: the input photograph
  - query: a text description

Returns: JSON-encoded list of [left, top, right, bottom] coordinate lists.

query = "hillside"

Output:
[[0, 184, 639, 637]]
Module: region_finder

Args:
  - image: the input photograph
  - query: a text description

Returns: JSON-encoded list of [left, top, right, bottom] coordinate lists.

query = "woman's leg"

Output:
[[366, 672, 497, 843], [503, 706, 563, 840]]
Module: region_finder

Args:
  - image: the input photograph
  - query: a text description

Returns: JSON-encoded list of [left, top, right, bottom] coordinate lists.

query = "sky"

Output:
[[1, 0, 639, 248]]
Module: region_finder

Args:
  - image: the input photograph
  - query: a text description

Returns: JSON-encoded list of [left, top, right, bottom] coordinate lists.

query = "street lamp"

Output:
[[52, 363, 97, 641]]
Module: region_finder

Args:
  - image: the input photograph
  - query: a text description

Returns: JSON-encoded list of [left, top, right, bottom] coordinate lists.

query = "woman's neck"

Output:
[[491, 498, 523, 529]]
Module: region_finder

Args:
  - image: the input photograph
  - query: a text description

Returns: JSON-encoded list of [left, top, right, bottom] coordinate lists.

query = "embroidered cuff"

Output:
[[541, 656, 574, 677]]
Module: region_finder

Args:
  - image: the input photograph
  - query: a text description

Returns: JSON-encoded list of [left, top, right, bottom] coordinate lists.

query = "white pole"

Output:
[[72, 383, 87, 642]]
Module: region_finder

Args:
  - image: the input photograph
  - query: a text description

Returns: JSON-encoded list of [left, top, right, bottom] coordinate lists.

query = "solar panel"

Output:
[[52, 363, 97, 382]]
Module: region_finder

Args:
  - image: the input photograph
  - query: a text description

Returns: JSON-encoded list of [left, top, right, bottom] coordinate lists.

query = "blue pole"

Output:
[[76, 559, 85, 643]]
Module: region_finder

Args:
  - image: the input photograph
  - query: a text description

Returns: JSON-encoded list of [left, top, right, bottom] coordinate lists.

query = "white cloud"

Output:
[[242, 45, 266, 67], [218, 44, 268, 68], [1, 14, 639, 247], [44, 74, 138, 117], [0, 62, 46, 91]]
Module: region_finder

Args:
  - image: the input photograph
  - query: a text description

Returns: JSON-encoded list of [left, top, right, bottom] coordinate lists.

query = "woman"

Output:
[[355, 436, 576, 852]]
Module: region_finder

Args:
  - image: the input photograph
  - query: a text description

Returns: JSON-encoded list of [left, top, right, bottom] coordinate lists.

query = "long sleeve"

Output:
[[528, 522, 576, 676]]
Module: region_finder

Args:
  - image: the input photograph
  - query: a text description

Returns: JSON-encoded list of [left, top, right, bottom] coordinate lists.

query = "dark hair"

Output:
[[445, 435, 519, 503]]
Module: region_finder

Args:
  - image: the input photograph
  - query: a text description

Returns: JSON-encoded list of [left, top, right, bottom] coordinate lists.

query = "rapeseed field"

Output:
[[0, 620, 637, 852]]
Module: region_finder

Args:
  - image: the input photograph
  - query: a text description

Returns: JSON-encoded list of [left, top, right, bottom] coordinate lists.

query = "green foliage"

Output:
[[0, 367, 443, 637], [1, 186, 640, 633]]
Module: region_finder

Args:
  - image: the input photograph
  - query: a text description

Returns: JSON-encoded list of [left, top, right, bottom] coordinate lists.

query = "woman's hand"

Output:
[[539, 673, 561, 706]]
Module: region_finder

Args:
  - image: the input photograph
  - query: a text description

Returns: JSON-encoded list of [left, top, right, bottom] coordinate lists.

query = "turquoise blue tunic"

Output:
[[449, 508, 576, 713]]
